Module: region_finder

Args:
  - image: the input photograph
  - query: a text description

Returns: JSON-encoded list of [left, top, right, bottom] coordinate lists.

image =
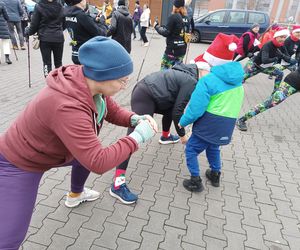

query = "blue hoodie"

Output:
[[179, 62, 244, 145]]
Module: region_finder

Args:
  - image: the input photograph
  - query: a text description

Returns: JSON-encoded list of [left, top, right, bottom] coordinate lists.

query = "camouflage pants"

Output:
[[243, 60, 285, 92], [240, 81, 297, 121], [160, 53, 184, 70]]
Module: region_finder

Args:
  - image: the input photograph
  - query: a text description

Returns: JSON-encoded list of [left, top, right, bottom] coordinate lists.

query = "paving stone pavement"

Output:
[[1, 30, 300, 250]]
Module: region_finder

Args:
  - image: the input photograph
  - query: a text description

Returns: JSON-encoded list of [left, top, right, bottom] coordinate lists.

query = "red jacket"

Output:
[[0, 66, 138, 173]]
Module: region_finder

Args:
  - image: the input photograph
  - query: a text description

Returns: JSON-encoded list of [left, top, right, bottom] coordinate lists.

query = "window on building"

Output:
[[193, 0, 209, 19], [226, 0, 233, 9], [236, 0, 247, 9], [248, 12, 265, 24], [255, 0, 270, 12], [203, 11, 226, 23], [228, 11, 246, 23], [287, 0, 299, 23]]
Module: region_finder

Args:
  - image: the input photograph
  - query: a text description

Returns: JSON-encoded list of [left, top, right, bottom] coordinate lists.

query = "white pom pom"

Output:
[[228, 42, 237, 51], [195, 62, 211, 71]]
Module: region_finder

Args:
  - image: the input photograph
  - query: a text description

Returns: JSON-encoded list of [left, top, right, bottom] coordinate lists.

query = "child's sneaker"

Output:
[[183, 176, 204, 192], [236, 119, 248, 131], [159, 134, 180, 145], [205, 169, 221, 187], [65, 188, 100, 208], [110, 184, 138, 204]]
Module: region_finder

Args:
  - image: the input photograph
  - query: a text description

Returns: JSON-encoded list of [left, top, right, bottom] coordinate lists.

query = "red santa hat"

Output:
[[273, 27, 290, 38], [292, 25, 300, 34], [192, 33, 239, 68]]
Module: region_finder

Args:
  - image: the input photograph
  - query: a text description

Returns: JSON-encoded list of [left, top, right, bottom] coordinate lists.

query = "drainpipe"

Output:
[[275, 0, 284, 22]]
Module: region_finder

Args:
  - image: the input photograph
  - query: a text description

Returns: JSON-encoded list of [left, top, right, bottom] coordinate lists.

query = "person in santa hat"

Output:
[[236, 65, 300, 132], [154, 0, 190, 70], [178, 33, 244, 192], [284, 25, 300, 67], [242, 27, 296, 91], [234, 23, 261, 61]]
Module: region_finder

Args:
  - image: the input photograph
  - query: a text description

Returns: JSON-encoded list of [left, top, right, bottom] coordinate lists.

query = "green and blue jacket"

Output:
[[179, 62, 244, 145]]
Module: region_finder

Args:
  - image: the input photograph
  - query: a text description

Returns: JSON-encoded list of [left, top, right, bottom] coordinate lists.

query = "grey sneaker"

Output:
[[65, 188, 100, 208], [236, 119, 248, 131]]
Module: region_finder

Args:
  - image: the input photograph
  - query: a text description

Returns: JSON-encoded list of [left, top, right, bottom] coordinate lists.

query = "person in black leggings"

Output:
[[109, 63, 206, 204], [25, 0, 65, 77]]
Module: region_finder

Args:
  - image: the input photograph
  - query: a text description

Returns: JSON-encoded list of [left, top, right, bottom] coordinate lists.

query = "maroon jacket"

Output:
[[235, 31, 257, 56], [0, 65, 138, 173]]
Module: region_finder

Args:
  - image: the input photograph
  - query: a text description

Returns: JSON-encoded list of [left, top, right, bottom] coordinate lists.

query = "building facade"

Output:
[[88, 0, 300, 25]]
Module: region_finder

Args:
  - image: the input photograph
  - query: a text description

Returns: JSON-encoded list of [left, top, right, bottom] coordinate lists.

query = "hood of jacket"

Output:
[[116, 6, 130, 16], [63, 5, 83, 17], [37, 0, 63, 19], [172, 63, 199, 79], [46, 65, 97, 113], [210, 62, 244, 86]]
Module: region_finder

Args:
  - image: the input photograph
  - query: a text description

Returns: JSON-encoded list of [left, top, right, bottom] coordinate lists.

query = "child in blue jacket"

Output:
[[179, 33, 245, 191]]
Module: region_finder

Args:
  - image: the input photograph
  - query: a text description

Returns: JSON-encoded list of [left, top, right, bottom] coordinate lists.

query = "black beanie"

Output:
[[173, 0, 185, 8], [118, 0, 126, 6], [251, 23, 260, 30], [65, 0, 82, 6]]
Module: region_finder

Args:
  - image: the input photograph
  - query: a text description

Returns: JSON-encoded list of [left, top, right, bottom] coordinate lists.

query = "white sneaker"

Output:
[[143, 42, 149, 47], [65, 187, 100, 208]]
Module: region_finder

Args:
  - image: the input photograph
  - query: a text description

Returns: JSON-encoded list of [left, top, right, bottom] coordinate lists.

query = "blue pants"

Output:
[[185, 134, 221, 176]]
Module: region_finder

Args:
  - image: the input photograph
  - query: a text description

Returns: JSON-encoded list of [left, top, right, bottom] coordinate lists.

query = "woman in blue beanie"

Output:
[[0, 36, 157, 249]]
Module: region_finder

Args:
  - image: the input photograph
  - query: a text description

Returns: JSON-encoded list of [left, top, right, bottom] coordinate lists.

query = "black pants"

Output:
[[117, 81, 173, 170], [39, 41, 64, 77], [140, 27, 148, 43], [21, 21, 28, 37]]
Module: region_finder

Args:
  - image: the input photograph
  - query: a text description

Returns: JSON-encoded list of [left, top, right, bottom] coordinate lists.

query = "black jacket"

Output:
[[253, 40, 291, 66], [27, 0, 65, 43], [109, 6, 133, 54], [64, 6, 107, 52], [142, 64, 199, 136], [155, 13, 189, 57], [0, 1, 10, 39], [284, 66, 300, 91], [284, 36, 300, 60]]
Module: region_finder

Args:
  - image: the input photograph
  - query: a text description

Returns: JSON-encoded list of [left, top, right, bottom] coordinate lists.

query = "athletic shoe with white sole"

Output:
[[159, 134, 180, 145], [65, 187, 100, 208], [109, 184, 138, 204]]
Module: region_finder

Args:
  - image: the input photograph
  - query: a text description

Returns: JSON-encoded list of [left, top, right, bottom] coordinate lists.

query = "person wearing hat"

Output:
[[111, 63, 203, 204], [284, 25, 300, 67], [234, 23, 261, 61], [236, 65, 300, 132], [108, 0, 133, 53], [178, 33, 244, 192], [154, 0, 190, 70], [25, 0, 65, 77], [64, 0, 108, 64], [237, 27, 297, 131], [0, 36, 157, 249]]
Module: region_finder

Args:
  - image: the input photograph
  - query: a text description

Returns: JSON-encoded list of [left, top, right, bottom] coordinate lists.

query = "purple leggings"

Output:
[[0, 154, 90, 249]]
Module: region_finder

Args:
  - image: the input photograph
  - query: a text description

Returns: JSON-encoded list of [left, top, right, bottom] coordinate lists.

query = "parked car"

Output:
[[25, 0, 36, 21], [191, 9, 270, 42]]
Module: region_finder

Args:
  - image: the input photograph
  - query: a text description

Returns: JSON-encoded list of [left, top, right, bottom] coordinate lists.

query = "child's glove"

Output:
[[129, 120, 156, 144]]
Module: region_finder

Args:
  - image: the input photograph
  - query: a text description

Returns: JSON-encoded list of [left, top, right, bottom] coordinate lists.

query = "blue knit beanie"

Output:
[[79, 36, 133, 81]]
